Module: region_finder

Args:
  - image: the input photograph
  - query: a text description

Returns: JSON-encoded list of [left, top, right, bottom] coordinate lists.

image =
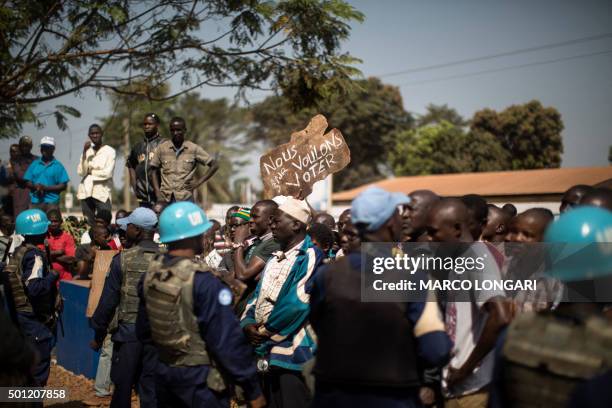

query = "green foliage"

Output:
[[471, 100, 564, 169], [392, 100, 564, 178], [417, 103, 466, 127], [390, 121, 509, 176], [101, 82, 175, 148], [99, 85, 251, 203], [248, 77, 413, 191], [62, 218, 88, 243], [0, 0, 364, 137], [174, 94, 252, 203]]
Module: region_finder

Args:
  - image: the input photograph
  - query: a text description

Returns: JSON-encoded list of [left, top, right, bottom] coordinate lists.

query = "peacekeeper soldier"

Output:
[[136, 201, 265, 408], [89, 207, 160, 408], [3, 209, 59, 386], [490, 206, 612, 408], [309, 187, 453, 408]]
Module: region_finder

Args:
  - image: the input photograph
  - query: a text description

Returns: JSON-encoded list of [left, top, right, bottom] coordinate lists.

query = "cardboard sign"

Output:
[[260, 114, 350, 198], [86, 250, 119, 317]]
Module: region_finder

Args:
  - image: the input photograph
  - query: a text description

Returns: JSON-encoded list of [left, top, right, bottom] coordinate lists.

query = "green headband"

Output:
[[233, 207, 251, 221]]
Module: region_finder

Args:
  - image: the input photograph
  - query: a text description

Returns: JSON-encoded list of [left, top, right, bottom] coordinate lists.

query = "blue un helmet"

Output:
[[158, 201, 213, 244], [15, 209, 50, 236], [544, 206, 612, 282]]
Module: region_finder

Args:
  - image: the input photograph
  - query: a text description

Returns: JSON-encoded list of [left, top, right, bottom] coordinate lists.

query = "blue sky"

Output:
[[2, 0, 611, 190]]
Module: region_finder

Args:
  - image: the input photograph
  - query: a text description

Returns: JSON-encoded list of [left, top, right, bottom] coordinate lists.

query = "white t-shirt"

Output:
[[442, 244, 506, 397]]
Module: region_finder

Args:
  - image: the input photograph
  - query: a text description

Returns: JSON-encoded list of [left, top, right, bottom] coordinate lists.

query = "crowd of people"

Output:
[[0, 112, 611, 408]]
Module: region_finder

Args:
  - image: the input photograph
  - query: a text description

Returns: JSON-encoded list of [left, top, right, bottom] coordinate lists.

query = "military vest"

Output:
[[117, 245, 159, 326], [502, 310, 612, 407], [143, 255, 210, 367], [312, 256, 420, 388], [4, 244, 55, 321]]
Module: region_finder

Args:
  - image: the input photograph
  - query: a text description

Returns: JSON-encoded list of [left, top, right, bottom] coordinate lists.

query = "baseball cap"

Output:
[[351, 187, 411, 231], [117, 207, 158, 231], [278, 197, 311, 224], [40, 136, 55, 146]]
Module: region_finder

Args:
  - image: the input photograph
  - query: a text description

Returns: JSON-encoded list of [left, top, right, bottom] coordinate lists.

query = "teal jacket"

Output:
[[241, 235, 323, 371]]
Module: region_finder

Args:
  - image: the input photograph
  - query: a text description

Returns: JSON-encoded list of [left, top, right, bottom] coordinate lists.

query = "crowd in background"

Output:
[[1, 112, 611, 408]]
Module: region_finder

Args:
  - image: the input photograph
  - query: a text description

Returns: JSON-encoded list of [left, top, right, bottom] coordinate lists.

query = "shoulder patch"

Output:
[[218, 287, 232, 306], [27, 254, 44, 282]]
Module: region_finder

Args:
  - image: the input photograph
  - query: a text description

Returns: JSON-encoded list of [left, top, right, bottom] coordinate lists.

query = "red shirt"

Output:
[[47, 230, 76, 281], [108, 238, 121, 251]]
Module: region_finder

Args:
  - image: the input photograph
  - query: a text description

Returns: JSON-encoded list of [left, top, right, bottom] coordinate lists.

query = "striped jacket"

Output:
[[241, 235, 323, 371]]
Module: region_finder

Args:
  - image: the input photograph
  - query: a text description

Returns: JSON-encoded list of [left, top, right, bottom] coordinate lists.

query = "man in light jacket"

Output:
[[77, 124, 116, 227]]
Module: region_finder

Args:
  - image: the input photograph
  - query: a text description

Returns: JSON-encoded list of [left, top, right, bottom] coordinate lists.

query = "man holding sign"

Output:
[[241, 197, 324, 408]]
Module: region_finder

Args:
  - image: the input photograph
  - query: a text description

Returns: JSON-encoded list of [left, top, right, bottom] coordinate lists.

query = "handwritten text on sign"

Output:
[[260, 115, 350, 197]]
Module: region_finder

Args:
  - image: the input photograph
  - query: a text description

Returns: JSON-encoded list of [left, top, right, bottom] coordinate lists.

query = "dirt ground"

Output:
[[44, 363, 138, 408]]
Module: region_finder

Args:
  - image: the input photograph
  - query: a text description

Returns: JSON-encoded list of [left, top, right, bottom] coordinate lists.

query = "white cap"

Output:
[[272, 195, 290, 206], [40, 136, 55, 146], [278, 197, 311, 224]]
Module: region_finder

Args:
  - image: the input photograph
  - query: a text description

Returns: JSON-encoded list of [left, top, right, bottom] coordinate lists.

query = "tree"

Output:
[[389, 121, 509, 176], [0, 0, 364, 137], [174, 94, 252, 203], [101, 82, 175, 147], [248, 77, 414, 191], [99, 85, 252, 203], [471, 100, 564, 169], [417, 103, 466, 127]]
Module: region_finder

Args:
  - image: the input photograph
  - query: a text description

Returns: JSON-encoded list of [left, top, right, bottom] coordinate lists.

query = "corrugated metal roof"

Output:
[[332, 167, 612, 202]]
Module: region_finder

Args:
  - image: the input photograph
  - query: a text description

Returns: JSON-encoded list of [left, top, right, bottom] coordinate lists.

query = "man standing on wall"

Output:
[[9, 136, 38, 215], [77, 124, 116, 227], [150, 116, 218, 204], [126, 113, 165, 208], [24, 137, 69, 213]]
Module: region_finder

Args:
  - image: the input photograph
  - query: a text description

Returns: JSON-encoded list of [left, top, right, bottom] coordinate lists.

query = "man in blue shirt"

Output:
[[24, 136, 69, 213]]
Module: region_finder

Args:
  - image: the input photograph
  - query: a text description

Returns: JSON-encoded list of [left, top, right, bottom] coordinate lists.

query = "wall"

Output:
[[57, 280, 100, 379]]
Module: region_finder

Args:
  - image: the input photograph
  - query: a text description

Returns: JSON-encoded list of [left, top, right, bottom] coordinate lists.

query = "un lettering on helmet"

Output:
[[27, 213, 42, 222], [188, 211, 203, 226]]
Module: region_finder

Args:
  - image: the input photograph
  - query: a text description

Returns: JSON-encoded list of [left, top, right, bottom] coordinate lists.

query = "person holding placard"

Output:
[[241, 197, 323, 408]]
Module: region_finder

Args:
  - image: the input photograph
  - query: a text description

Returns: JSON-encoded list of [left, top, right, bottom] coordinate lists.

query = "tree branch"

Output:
[[9, 56, 109, 104], [14, 1, 62, 63]]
